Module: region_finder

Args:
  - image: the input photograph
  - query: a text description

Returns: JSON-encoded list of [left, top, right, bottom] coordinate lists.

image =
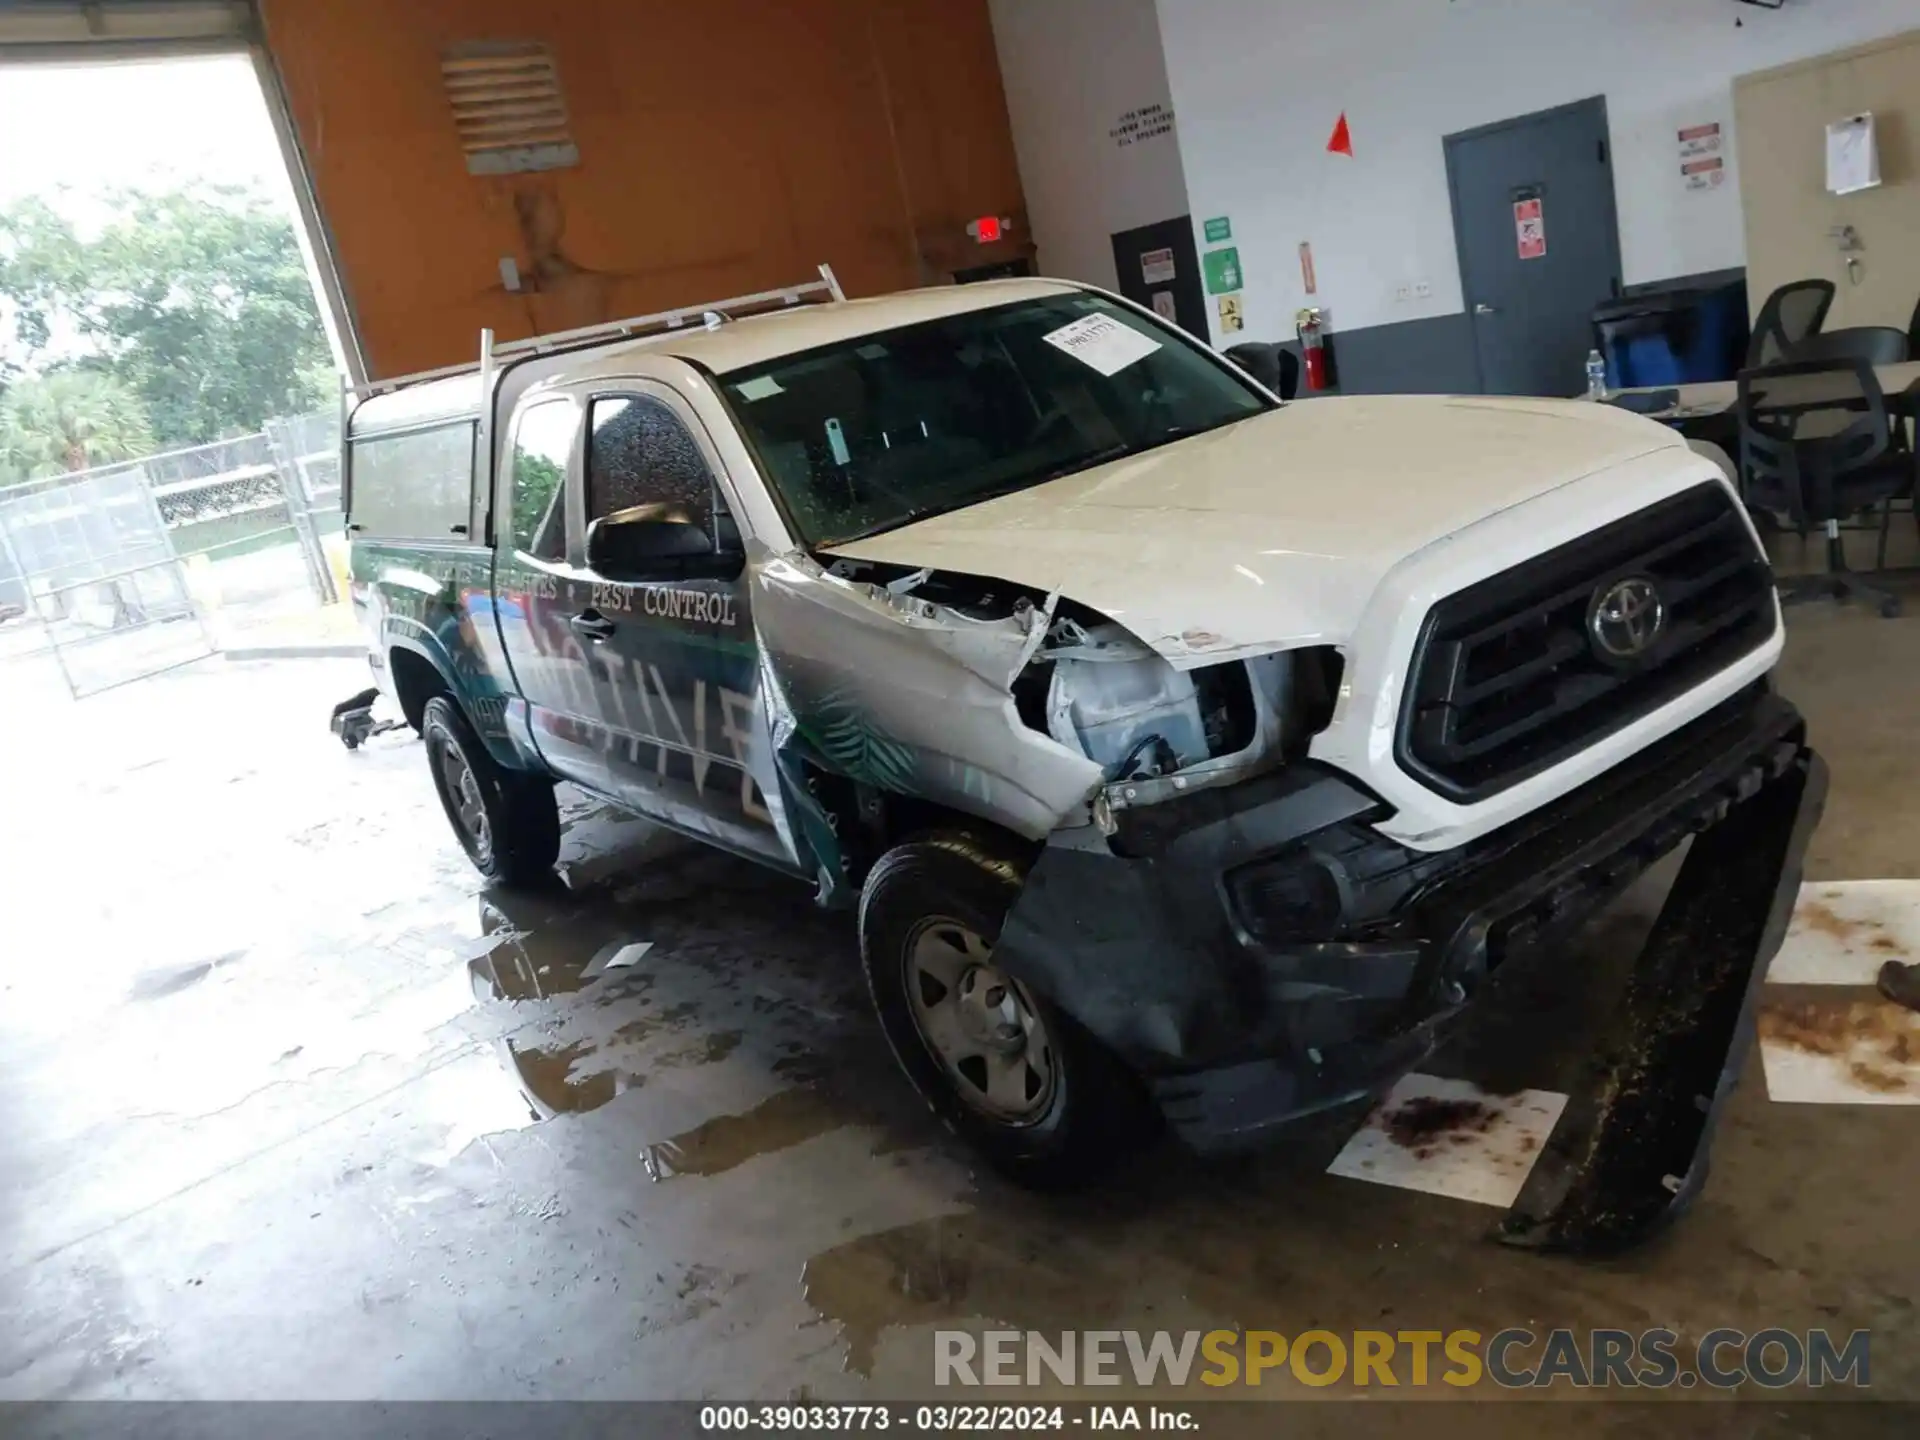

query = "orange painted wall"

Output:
[[258, 0, 1030, 378]]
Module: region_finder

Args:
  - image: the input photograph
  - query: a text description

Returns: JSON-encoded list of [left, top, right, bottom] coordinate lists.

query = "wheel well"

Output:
[[388, 647, 449, 731], [804, 765, 1040, 887]]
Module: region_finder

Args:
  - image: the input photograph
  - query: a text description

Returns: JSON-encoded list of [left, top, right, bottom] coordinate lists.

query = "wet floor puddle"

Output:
[[641, 1085, 846, 1180], [798, 1214, 1173, 1379]]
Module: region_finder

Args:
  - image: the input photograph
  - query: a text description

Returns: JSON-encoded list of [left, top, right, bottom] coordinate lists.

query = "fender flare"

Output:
[[381, 621, 532, 773]]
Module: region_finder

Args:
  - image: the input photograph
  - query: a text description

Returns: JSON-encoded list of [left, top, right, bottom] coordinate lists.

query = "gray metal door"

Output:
[[1446, 97, 1623, 396]]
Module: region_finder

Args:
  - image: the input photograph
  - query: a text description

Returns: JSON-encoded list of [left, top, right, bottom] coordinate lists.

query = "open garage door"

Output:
[[0, 1, 252, 54], [0, 0, 366, 384]]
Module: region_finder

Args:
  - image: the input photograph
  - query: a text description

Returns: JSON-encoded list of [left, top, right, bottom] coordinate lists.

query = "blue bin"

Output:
[[1593, 279, 1749, 389]]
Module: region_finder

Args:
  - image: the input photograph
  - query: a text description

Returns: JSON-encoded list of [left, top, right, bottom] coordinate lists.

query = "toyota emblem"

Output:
[[1588, 577, 1666, 661]]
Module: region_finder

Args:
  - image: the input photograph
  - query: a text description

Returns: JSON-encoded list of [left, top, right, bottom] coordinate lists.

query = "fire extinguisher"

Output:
[[1296, 307, 1332, 392]]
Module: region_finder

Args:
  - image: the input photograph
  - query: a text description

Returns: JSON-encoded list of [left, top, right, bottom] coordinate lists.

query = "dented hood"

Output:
[[822, 395, 1685, 666]]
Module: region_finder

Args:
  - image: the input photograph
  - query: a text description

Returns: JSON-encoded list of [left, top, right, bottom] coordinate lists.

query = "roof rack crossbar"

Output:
[[351, 264, 844, 397]]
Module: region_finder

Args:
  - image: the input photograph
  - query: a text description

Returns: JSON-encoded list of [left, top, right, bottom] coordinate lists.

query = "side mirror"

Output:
[[587, 512, 744, 582]]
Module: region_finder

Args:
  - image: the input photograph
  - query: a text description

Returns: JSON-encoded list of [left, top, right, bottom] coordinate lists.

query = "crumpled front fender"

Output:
[[752, 554, 1103, 842]]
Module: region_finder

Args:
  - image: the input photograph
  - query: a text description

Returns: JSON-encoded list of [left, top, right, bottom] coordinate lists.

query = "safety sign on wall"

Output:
[[1203, 246, 1243, 295], [1679, 122, 1727, 193], [1151, 291, 1178, 321], [1140, 248, 1177, 285], [1512, 189, 1546, 261]]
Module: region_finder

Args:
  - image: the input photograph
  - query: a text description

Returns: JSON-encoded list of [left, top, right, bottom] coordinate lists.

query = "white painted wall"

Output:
[[1154, 0, 1920, 344], [990, 0, 1191, 291]]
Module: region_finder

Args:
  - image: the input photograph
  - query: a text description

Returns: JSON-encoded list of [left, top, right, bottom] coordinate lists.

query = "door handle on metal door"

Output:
[[569, 610, 616, 642], [1474, 303, 1499, 315]]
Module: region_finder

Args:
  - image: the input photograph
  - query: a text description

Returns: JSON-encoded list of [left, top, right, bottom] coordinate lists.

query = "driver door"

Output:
[[575, 387, 787, 865]]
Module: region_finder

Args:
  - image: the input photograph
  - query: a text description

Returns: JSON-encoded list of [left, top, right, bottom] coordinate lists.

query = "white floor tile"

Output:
[[1326, 1074, 1566, 1209], [1768, 880, 1920, 986]]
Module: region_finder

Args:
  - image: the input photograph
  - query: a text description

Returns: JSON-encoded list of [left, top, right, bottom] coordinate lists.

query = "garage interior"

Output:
[[4, 0, 1920, 1431]]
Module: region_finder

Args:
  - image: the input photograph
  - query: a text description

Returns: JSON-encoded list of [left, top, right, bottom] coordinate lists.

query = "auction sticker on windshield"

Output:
[[1042, 313, 1162, 377]]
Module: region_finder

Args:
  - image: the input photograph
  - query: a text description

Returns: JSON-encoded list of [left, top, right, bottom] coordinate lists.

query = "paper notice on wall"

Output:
[[1513, 195, 1546, 260], [1216, 293, 1244, 335], [1826, 113, 1880, 196], [1042, 313, 1162, 376], [1150, 290, 1178, 321], [1141, 247, 1177, 285]]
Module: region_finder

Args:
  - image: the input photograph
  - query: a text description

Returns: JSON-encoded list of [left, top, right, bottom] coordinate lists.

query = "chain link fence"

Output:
[[0, 406, 345, 696]]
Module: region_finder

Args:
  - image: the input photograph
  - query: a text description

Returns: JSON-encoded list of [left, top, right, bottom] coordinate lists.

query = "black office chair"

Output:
[[1224, 342, 1300, 400], [1738, 357, 1913, 617], [1746, 279, 1836, 367], [1788, 326, 1910, 365], [1907, 293, 1920, 358]]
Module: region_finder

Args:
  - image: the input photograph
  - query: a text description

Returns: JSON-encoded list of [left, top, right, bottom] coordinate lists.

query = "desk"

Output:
[[1613, 360, 1920, 422]]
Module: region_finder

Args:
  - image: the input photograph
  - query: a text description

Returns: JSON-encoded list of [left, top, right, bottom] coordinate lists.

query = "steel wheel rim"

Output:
[[434, 736, 493, 865], [903, 917, 1057, 1125]]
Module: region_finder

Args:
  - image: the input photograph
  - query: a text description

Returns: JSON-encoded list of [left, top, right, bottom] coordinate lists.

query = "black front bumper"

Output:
[[995, 684, 1824, 1246]]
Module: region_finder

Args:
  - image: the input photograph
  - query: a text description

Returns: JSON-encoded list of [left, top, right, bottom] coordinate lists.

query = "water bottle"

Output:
[[1585, 349, 1608, 400]]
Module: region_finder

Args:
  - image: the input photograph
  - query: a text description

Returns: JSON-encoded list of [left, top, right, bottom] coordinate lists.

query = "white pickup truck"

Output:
[[342, 273, 1823, 1251]]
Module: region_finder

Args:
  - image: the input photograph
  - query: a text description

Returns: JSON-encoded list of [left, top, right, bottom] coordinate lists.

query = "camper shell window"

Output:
[[347, 421, 478, 540]]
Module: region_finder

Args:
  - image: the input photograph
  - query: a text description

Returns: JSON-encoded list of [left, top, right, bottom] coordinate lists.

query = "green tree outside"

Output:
[[0, 370, 154, 479], [0, 182, 334, 481]]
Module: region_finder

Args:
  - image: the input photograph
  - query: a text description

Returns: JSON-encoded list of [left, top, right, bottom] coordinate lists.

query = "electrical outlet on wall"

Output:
[[1414, 279, 1432, 298], [1394, 284, 1412, 302]]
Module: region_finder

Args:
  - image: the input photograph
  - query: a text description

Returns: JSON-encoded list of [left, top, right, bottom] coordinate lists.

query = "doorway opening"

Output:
[[0, 36, 358, 695]]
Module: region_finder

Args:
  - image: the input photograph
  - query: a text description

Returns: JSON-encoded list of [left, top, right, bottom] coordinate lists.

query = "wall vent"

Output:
[[441, 42, 579, 176]]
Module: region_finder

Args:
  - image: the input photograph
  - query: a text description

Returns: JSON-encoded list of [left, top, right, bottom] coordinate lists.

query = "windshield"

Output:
[[718, 292, 1275, 546]]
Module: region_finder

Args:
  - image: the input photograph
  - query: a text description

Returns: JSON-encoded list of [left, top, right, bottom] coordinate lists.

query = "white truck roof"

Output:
[[648, 277, 1081, 375], [347, 276, 1085, 440]]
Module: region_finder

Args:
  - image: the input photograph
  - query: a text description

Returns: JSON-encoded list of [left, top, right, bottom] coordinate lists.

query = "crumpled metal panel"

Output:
[[751, 552, 1103, 844]]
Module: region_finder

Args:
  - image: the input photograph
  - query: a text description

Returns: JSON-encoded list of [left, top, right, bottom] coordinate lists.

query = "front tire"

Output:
[[422, 695, 559, 888], [858, 831, 1146, 1187]]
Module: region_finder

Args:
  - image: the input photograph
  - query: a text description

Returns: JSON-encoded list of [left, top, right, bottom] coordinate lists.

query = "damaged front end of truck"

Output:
[[745, 544, 1825, 1255]]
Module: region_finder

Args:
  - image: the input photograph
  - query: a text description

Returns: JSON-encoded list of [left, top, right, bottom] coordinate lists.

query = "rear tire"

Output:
[[422, 695, 559, 888], [858, 831, 1148, 1188]]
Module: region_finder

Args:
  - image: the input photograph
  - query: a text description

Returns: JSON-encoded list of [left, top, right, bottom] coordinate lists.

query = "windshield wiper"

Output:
[[1030, 442, 1129, 486]]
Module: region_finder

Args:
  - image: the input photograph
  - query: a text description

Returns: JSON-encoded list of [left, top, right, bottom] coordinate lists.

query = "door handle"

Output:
[[569, 610, 616, 642], [1474, 303, 1499, 316]]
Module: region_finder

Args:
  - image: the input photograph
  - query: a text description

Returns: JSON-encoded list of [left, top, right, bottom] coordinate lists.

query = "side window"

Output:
[[510, 399, 576, 560], [586, 396, 726, 542]]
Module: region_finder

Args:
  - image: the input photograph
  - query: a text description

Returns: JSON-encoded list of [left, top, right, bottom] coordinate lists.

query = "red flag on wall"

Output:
[[1327, 112, 1353, 157]]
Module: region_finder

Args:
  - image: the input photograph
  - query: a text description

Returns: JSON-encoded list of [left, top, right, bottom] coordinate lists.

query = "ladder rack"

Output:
[[350, 263, 846, 398]]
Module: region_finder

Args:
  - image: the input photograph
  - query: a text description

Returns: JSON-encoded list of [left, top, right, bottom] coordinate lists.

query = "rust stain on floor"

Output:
[[1380, 1096, 1496, 1160], [1796, 900, 1883, 945], [1758, 994, 1920, 1096]]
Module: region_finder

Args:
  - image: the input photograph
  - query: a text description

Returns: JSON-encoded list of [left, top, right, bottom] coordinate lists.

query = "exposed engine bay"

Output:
[[818, 556, 1344, 798]]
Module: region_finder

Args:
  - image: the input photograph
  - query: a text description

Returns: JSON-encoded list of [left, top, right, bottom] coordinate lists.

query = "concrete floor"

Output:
[[1, 593, 1917, 1434]]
